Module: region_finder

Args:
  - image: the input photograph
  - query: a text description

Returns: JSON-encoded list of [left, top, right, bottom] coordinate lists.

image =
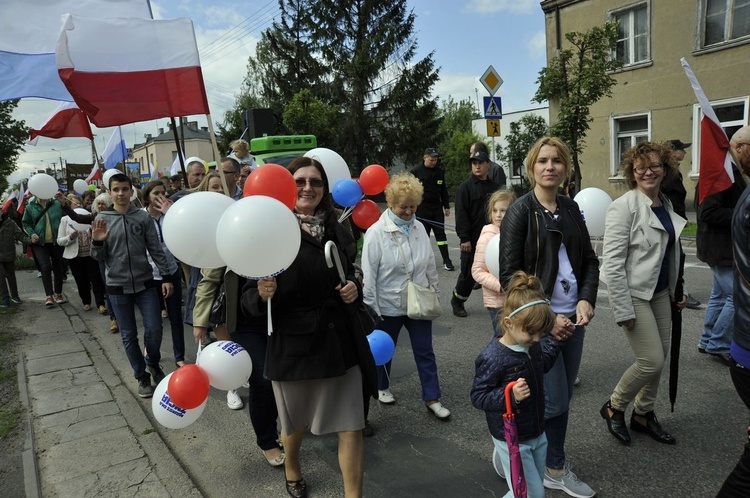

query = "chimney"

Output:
[[144, 134, 152, 141], [158, 127, 164, 135], [201, 126, 208, 132], [187, 121, 198, 131]]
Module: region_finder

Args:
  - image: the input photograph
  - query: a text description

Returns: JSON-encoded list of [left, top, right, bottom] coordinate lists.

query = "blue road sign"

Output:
[[483, 96, 502, 119]]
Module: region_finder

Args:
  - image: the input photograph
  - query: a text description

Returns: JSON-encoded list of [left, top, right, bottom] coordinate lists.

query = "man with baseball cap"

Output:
[[450, 150, 499, 317], [410, 148, 454, 270]]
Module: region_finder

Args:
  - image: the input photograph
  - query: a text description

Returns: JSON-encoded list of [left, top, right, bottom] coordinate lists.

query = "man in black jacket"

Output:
[[718, 124, 750, 495], [696, 160, 746, 366], [410, 148, 454, 270], [451, 151, 499, 317]]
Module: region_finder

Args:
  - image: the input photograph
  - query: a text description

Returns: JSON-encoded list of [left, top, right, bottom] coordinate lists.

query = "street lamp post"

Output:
[[51, 148, 65, 182]]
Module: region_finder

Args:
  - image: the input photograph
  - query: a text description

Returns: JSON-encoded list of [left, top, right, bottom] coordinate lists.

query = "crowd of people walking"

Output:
[[3, 131, 750, 497]]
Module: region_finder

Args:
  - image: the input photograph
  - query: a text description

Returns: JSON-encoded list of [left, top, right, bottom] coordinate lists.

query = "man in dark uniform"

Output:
[[450, 150, 499, 317], [410, 148, 454, 270]]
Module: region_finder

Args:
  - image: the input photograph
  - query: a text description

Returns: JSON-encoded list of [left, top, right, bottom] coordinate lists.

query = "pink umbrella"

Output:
[[504, 381, 527, 498]]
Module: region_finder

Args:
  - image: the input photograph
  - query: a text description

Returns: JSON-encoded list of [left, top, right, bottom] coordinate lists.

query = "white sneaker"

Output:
[[426, 401, 450, 420], [226, 389, 244, 410], [543, 465, 595, 498], [242, 380, 250, 389], [378, 389, 395, 405]]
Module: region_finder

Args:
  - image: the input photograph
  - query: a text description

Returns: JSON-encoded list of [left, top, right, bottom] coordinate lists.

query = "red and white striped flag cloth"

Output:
[[680, 58, 734, 204], [56, 16, 210, 127]]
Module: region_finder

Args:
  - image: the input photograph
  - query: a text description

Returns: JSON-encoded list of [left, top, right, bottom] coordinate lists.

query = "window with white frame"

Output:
[[611, 114, 650, 175], [704, 0, 750, 46], [612, 3, 649, 65], [692, 97, 749, 173]]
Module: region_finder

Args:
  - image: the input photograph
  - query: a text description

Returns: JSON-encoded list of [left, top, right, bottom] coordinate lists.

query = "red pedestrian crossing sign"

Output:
[[480, 65, 503, 96]]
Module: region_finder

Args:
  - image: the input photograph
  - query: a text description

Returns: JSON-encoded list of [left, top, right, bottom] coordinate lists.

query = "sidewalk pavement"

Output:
[[15, 269, 201, 498]]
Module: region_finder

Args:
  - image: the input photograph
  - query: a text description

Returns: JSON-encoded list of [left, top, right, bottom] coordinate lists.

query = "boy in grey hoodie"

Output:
[[91, 174, 174, 398]]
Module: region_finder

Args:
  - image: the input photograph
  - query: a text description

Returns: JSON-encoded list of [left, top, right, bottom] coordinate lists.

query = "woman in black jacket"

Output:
[[241, 156, 375, 498], [498, 137, 599, 498]]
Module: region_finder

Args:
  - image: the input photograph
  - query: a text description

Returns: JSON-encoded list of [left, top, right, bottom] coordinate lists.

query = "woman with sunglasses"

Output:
[[600, 141, 686, 446]]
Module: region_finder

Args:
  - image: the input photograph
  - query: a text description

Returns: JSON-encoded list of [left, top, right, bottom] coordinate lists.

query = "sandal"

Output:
[[98, 305, 107, 315], [284, 471, 307, 498], [83, 304, 91, 311], [263, 448, 285, 467]]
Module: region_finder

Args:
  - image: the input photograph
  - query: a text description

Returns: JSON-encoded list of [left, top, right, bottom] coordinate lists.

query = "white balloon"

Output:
[[102, 169, 123, 189], [163, 191, 235, 269], [73, 179, 88, 195], [304, 148, 351, 188], [71, 208, 91, 231], [574, 188, 614, 237], [196, 341, 253, 391], [151, 372, 208, 429], [485, 233, 501, 279], [28, 174, 58, 199], [216, 196, 301, 278]]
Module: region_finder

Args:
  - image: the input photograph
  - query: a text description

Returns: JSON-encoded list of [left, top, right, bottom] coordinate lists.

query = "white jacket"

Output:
[[601, 188, 686, 323], [56, 215, 92, 259], [362, 210, 439, 317]]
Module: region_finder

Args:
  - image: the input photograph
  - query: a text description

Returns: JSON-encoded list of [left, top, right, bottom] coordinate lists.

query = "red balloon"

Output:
[[242, 164, 297, 210], [352, 199, 381, 229], [167, 364, 210, 410], [358, 164, 389, 195]]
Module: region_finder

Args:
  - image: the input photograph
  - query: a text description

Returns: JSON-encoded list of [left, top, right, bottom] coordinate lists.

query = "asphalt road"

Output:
[[63, 219, 746, 498]]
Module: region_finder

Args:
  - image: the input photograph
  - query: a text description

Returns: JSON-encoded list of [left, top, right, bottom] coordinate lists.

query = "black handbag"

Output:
[[208, 282, 226, 324]]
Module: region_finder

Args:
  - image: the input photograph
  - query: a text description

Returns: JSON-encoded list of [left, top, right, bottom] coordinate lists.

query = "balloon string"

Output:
[[267, 297, 273, 336], [337, 195, 366, 223]]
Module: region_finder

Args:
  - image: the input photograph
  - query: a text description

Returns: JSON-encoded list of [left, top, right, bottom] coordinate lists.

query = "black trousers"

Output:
[[454, 248, 476, 299], [717, 362, 750, 497], [32, 244, 64, 296], [68, 256, 105, 307]]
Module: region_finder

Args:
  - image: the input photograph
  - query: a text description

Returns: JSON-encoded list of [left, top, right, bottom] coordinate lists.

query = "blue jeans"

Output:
[[699, 265, 734, 354], [543, 325, 585, 470], [377, 315, 441, 402], [164, 270, 185, 362], [231, 324, 280, 451], [493, 433, 548, 498], [109, 286, 163, 380]]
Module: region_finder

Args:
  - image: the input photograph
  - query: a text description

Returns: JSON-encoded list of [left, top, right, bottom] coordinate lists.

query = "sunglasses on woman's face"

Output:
[[295, 178, 325, 188]]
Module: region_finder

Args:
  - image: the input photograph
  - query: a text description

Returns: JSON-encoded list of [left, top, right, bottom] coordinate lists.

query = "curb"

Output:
[[17, 351, 41, 498]]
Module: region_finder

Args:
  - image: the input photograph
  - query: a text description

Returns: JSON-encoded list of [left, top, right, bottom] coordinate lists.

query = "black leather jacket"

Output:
[[732, 186, 750, 354], [697, 164, 746, 267], [498, 191, 599, 306]]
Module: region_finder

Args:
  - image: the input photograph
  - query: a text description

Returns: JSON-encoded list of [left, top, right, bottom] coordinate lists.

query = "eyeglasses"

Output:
[[633, 163, 664, 175], [295, 178, 325, 188]]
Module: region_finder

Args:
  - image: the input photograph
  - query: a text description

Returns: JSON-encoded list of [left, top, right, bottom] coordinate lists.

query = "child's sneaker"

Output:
[[45, 296, 55, 307], [543, 465, 595, 498], [10, 295, 22, 304], [54, 293, 67, 304], [1, 297, 9, 308]]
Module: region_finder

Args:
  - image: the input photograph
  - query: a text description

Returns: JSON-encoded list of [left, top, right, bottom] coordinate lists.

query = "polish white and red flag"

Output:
[[56, 16, 210, 128], [84, 163, 102, 184], [680, 58, 734, 204], [28, 102, 94, 145]]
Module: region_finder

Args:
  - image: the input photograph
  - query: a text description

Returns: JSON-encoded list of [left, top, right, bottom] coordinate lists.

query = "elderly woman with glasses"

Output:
[[600, 141, 687, 446]]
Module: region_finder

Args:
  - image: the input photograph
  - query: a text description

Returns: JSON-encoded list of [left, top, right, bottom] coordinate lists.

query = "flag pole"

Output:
[[205, 113, 231, 197], [170, 117, 188, 180]]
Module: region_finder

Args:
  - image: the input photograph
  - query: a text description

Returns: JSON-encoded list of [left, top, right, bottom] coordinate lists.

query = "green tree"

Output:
[[312, 0, 440, 172], [533, 21, 622, 189], [497, 114, 549, 196], [282, 89, 341, 150], [432, 98, 481, 199], [0, 101, 28, 193]]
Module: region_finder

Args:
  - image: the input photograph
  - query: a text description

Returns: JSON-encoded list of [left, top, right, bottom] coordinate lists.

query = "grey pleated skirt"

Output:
[[272, 365, 365, 436]]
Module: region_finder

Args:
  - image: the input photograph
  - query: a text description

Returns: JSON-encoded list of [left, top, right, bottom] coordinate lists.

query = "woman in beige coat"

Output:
[[600, 141, 687, 446]]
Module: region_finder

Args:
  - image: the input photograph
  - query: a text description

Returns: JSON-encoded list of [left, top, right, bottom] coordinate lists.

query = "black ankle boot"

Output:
[[451, 295, 467, 317], [600, 400, 631, 444], [630, 411, 676, 444]]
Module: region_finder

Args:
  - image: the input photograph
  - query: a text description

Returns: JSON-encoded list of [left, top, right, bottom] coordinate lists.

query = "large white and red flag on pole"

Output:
[[28, 102, 94, 145], [84, 163, 102, 183], [680, 58, 734, 204], [0, 0, 152, 102], [56, 16, 210, 127]]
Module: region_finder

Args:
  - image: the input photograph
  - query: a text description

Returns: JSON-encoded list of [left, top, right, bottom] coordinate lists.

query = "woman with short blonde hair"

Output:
[[362, 172, 450, 420]]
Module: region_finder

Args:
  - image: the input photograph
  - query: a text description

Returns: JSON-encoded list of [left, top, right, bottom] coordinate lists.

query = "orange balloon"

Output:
[[242, 164, 297, 210]]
